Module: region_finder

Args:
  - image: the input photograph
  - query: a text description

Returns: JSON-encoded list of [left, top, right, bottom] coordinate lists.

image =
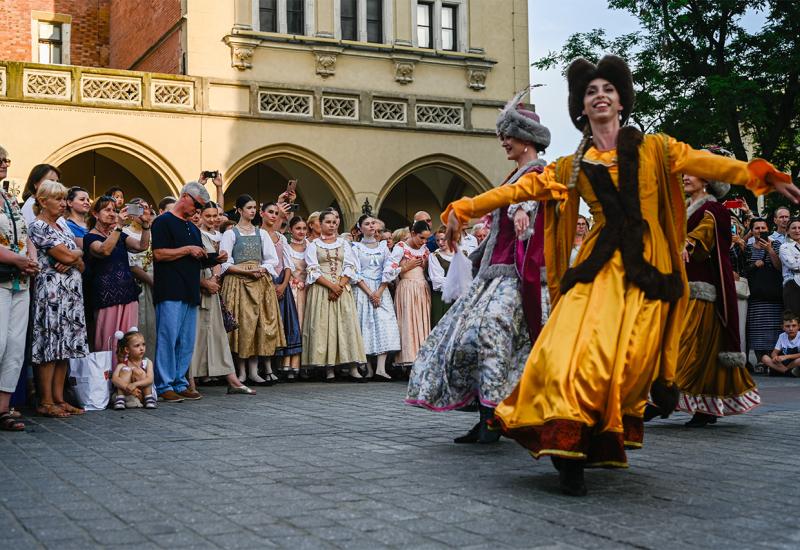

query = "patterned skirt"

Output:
[[354, 277, 401, 356], [274, 271, 302, 357], [405, 274, 530, 410]]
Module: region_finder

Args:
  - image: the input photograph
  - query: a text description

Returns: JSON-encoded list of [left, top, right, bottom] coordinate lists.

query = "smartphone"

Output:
[[723, 199, 745, 209], [202, 170, 219, 180], [287, 203, 300, 212], [286, 179, 297, 194], [731, 224, 737, 236], [126, 203, 144, 217]]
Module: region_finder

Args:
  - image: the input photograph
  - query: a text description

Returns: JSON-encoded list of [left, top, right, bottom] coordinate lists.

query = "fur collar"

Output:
[[686, 194, 716, 219], [560, 126, 684, 303]]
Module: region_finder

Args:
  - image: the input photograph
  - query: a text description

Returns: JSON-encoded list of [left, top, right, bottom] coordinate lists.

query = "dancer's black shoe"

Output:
[[477, 405, 501, 444], [552, 457, 587, 496], [684, 412, 717, 427], [643, 403, 662, 422], [453, 422, 480, 444]]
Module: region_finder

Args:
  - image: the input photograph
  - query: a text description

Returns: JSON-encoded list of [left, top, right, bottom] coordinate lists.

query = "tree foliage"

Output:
[[535, 0, 800, 188]]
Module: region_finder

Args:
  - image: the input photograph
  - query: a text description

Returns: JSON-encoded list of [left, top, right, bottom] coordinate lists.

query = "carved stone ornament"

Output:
[[467, 67, 488, 90], [394, 61, 416, 85], [315, 52, 338, 78], [224, 36, 260, 71]]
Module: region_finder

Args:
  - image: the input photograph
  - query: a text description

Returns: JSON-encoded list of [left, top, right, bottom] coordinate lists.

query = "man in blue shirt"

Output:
[[151, 182, 227, 402]]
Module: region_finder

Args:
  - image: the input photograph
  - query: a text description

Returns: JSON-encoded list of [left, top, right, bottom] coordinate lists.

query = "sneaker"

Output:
[[158, 390, 184, 403], [113, 394, 125, 410], [177, 389, 203, 400], [144, 395, 157, 409]]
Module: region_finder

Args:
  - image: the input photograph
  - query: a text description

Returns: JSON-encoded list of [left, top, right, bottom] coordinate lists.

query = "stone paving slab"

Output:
[[0, 375, 798, 549]]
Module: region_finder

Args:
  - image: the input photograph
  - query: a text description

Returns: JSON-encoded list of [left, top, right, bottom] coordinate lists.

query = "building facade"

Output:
[[0, 0, 530, 227]]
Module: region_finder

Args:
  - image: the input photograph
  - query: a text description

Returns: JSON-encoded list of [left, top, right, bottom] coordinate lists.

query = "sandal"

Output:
[[56, 402, 85, 415], [227, 385, 256, 395], [113, 394, 126, 410], [7, 408, 21, 419], [0, 412, 25, 431], [37, 403, 70, 418]]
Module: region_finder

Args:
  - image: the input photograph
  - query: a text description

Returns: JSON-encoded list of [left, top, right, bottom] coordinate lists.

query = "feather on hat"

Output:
[[496, 88, 551, 151]]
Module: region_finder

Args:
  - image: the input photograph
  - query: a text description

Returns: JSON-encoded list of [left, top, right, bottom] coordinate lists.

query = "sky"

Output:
[[527, 0, 641, 160]]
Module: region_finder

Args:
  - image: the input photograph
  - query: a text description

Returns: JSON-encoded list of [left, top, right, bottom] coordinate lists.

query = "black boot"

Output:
[[684, 412, 718, 427], [552, 457, 587, 496], [477, 405, 501, 444], [453, 421, 481, 444], [643, 403, 662, 422]]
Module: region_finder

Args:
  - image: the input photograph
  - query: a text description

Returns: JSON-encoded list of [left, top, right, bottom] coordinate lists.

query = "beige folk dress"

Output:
[[301, 237, 366, 367], [189, 230, 237, 378], [390, 241, 431, 367], [220, 226, 286, 358], [287, 242, 307, 328]]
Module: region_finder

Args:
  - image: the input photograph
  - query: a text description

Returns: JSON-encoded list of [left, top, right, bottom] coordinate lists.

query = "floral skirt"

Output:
[[354, 277, 401, 356], [405, 275, 530, 411], [31, 271, 89, 364]]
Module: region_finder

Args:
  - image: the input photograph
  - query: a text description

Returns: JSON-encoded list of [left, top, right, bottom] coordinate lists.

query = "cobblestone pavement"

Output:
[[1, 375, 798, 549]]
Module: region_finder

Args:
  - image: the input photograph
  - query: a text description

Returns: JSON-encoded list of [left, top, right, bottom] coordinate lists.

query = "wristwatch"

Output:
[[114, 227, 123, 232]]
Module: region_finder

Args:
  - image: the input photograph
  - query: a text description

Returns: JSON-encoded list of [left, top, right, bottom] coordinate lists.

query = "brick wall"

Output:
[[0, 0, 111, 67], [109, 0, 183, 73]]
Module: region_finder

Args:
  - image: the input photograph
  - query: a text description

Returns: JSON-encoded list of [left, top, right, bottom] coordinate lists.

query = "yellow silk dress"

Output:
[[443, 132, 787, 467]]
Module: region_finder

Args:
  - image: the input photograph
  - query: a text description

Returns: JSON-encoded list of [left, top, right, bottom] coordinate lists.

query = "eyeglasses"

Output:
[[0, 158, 10, 166], [185, 192, 205, 210]]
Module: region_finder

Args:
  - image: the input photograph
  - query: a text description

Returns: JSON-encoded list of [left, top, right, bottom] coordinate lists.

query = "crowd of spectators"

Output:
[[0, 146, 492, 429]]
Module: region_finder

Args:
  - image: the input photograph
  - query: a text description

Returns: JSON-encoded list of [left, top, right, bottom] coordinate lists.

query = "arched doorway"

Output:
[[226, 144, 356, 227], [377, 155, 491, 231], [44, 134, 182, 206]]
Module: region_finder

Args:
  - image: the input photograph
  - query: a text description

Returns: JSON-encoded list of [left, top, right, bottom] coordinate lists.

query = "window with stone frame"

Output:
[[37, 21, 63, 64], [286, 0, 305, 35], [341, 0, 358, 41], [366, 0, 383, 43], [416, 2, 433, 49], [259, 0, 278, 32], [441, 4, 457, 51]]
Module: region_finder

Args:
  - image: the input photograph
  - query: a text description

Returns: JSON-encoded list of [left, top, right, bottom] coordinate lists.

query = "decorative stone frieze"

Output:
[[258, 91, 313, 116], [372, 100, 407, 123], [322, 96, 358, 120], [152, 80, 194, 109], [23, 69, 71, 100], [81, 74, 142, 105], [416, 104, 463, 127]]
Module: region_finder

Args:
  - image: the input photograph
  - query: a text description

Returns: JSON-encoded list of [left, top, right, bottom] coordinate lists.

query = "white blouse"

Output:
[[305, 237, 358, 284], [428, 250, 454, 292], [218, 227, 279, 277], [779, 240, 800, 287], [387, 241, 429, 281], [351, 240, 395, 284]]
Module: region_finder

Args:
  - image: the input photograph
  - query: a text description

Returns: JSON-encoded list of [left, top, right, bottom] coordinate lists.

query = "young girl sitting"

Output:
[[112, 329, 157, 409]]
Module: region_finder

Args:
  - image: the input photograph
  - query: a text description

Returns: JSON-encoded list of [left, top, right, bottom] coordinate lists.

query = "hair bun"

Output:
[[114, 330, 125, 340], [128, 326, 138, 332]]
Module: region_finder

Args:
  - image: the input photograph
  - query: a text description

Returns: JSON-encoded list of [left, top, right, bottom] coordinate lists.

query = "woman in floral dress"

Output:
[[29, 181, 89, 417]]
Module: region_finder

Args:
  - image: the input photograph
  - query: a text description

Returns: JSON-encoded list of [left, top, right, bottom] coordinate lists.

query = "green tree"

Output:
[[535, 0, 800, 191]]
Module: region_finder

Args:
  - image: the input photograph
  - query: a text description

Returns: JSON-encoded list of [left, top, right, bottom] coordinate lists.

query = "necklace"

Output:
[[361, 236, 377, 244]]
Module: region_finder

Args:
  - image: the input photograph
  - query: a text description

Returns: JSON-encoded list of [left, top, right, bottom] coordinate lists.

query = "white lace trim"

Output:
[[396, 241, 428, 257], [313, 237, 348, 250]]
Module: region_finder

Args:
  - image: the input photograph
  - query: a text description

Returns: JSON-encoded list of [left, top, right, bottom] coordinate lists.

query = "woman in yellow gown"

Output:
[[443, 56, 797, 496]]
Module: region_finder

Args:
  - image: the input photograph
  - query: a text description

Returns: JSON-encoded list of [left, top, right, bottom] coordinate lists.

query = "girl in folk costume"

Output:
[[406, 96, 551, 445], [428, 226, 455, 328], [262, 202, 302, 381], [443, 55, 798, 496], [390, 221, 432, 373], [302, 210, 366, 381], [287, 216, 309, 376], [351, 216, 401, 380], [189, 202, 254, 395], [646, 169, 758, 425], [219, 195, 286, 385]]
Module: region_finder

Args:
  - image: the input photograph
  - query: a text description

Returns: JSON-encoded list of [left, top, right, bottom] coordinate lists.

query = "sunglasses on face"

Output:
[[186, 193, 205, 210], [0, 158, 10, 166]]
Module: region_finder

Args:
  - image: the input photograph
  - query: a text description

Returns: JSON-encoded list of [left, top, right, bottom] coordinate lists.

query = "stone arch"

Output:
[[376, 154, 492, 229], [225, 143, 357, 226], [43, 133, 184, 204]]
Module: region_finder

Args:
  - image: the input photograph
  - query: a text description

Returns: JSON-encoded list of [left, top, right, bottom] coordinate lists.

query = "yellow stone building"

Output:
[[0, 0, 531, 228]]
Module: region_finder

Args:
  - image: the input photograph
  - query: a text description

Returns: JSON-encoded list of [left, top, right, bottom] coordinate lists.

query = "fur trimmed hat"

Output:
[[566, 55, 635, 130], [703, 146, 733, 198], [496, 89, 551, 151]]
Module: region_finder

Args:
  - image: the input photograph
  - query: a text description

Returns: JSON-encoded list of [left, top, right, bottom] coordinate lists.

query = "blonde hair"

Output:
[[307, 211, 320, 226], [392, 227, 409, 243], [33, 180, 67, 215]]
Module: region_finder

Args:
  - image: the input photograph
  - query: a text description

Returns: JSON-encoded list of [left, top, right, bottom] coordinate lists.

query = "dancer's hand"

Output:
[[770, 175, 800, 204], [681, 245, 690, 263], [513, 208, 529, 237], [445, 211, 462, 251]]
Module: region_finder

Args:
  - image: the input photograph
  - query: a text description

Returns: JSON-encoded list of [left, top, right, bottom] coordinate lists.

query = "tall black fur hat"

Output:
[[566, 55, 635, 130]]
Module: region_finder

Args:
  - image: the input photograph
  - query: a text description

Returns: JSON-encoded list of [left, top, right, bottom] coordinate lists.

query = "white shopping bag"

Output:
[[68, 351, 114, 411], [442, 246, 473, 304]]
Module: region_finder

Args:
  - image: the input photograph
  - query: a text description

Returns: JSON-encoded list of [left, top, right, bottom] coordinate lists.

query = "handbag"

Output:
[[68, 351, 114, 411], [219, 293, 238, 333], [0, 193, 21, 282]]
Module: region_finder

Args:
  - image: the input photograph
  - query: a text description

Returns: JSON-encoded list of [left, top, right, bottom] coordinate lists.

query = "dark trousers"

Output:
[[783, 280, 800, 318]]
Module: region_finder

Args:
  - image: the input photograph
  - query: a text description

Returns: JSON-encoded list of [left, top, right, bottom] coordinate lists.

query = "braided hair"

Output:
[[568, 124, 593, 190]]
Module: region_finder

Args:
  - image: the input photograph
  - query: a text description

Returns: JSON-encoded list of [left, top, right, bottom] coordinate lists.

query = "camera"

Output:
[[202, 170, 219, 180], [126, 203, 144, 217]]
